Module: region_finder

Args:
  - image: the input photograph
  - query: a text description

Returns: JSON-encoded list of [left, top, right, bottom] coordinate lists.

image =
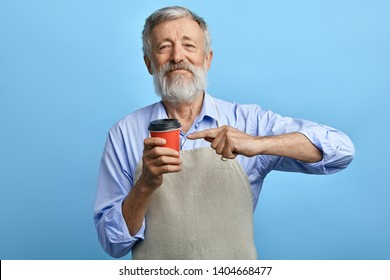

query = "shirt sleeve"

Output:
[[256, 109, 355, 174], [93, 129, 145, 258]]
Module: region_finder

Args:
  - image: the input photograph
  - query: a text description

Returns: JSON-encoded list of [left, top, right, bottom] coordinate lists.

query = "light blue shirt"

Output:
[[94, 93, 355, 258]]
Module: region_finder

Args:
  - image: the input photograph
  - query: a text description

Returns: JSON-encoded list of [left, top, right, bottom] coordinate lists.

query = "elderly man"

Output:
[[94, 6, 354, 260]]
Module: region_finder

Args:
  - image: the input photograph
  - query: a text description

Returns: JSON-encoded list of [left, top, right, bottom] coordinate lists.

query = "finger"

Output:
[[211, 128, 227, 152], [144, 137, 166, 150], [158, 165, 182, 174], [144, 162, 182, 178], [153, 155, 182, 167], [145, 146, 180, 159], [221, 143, 237, 159], [143, 154, 182, 175], [212, 127, 237, 157], [213, 133, 226, 154], [144, 137, 180, 157], [187, 127, 221, 140]]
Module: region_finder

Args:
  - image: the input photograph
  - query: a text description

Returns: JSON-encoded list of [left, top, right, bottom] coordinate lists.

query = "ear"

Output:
[[205, 50, 213, 71], [144, 55, 153, 75]]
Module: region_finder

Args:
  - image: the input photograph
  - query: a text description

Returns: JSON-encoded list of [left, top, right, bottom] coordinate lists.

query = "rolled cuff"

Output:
[[298, 125, 355, 174], [97, 199, 145, 258]]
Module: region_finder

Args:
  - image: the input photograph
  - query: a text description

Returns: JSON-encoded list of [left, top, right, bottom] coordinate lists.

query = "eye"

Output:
[[159, 44, 171, 51], [184, 43, 195, 48]]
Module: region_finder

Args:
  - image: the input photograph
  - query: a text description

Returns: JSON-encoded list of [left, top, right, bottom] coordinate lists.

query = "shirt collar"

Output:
[[150, 92, 219, 124], [197, 92, 219, 125]]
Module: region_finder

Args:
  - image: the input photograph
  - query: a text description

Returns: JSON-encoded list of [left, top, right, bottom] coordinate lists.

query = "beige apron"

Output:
[[132, 147, 257, 259]]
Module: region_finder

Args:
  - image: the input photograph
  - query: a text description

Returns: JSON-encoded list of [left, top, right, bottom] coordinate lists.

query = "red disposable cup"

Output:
[[148, 119, 181, 153]]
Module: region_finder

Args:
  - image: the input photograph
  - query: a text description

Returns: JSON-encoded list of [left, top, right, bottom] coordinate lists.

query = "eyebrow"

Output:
[[158, 38, 172, 44], [182, 36, 195, 42], [158, 35, 196, 44]]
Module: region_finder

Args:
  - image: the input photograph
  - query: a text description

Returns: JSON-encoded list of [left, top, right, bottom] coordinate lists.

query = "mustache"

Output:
[[158, 61, 196, 75]]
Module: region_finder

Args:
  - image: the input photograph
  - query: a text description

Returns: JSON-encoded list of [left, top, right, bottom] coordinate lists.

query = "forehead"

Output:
[[151, 17, 205, 43]]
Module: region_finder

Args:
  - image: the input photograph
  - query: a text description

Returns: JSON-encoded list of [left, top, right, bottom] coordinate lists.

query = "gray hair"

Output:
[[142, 6, 212, 59]]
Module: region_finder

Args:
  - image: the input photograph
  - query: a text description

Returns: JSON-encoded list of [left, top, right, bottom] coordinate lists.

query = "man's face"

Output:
[[145, 17, 213, 103], [148, 17, 212, 74]]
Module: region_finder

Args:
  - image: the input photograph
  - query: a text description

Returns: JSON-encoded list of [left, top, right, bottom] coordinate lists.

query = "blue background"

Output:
[[1, 0, 389, 259]]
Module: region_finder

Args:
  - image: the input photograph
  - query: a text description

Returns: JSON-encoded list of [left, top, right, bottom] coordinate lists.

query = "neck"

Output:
[[162, 92, 205, 134]]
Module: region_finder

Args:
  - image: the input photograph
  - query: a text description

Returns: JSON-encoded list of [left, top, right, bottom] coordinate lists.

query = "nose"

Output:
[[171, 44, 185, 63]]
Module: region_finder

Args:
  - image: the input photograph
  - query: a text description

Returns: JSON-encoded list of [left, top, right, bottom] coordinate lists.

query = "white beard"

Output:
[[152, 61, 208, 103]]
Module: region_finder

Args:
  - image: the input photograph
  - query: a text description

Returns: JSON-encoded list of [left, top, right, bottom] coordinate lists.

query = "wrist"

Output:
[[251, 135, 278, 156], [133, 176, 157, 197], [249, 136, 268, 156]]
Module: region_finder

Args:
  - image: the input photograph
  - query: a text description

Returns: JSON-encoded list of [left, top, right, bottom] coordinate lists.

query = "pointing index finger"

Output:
[[188, 127, 220, 140]]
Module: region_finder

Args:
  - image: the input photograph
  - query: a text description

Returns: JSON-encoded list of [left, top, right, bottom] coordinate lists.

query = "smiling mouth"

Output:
[[169, 69, 191, 73], [166, 69, 193, 77]]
